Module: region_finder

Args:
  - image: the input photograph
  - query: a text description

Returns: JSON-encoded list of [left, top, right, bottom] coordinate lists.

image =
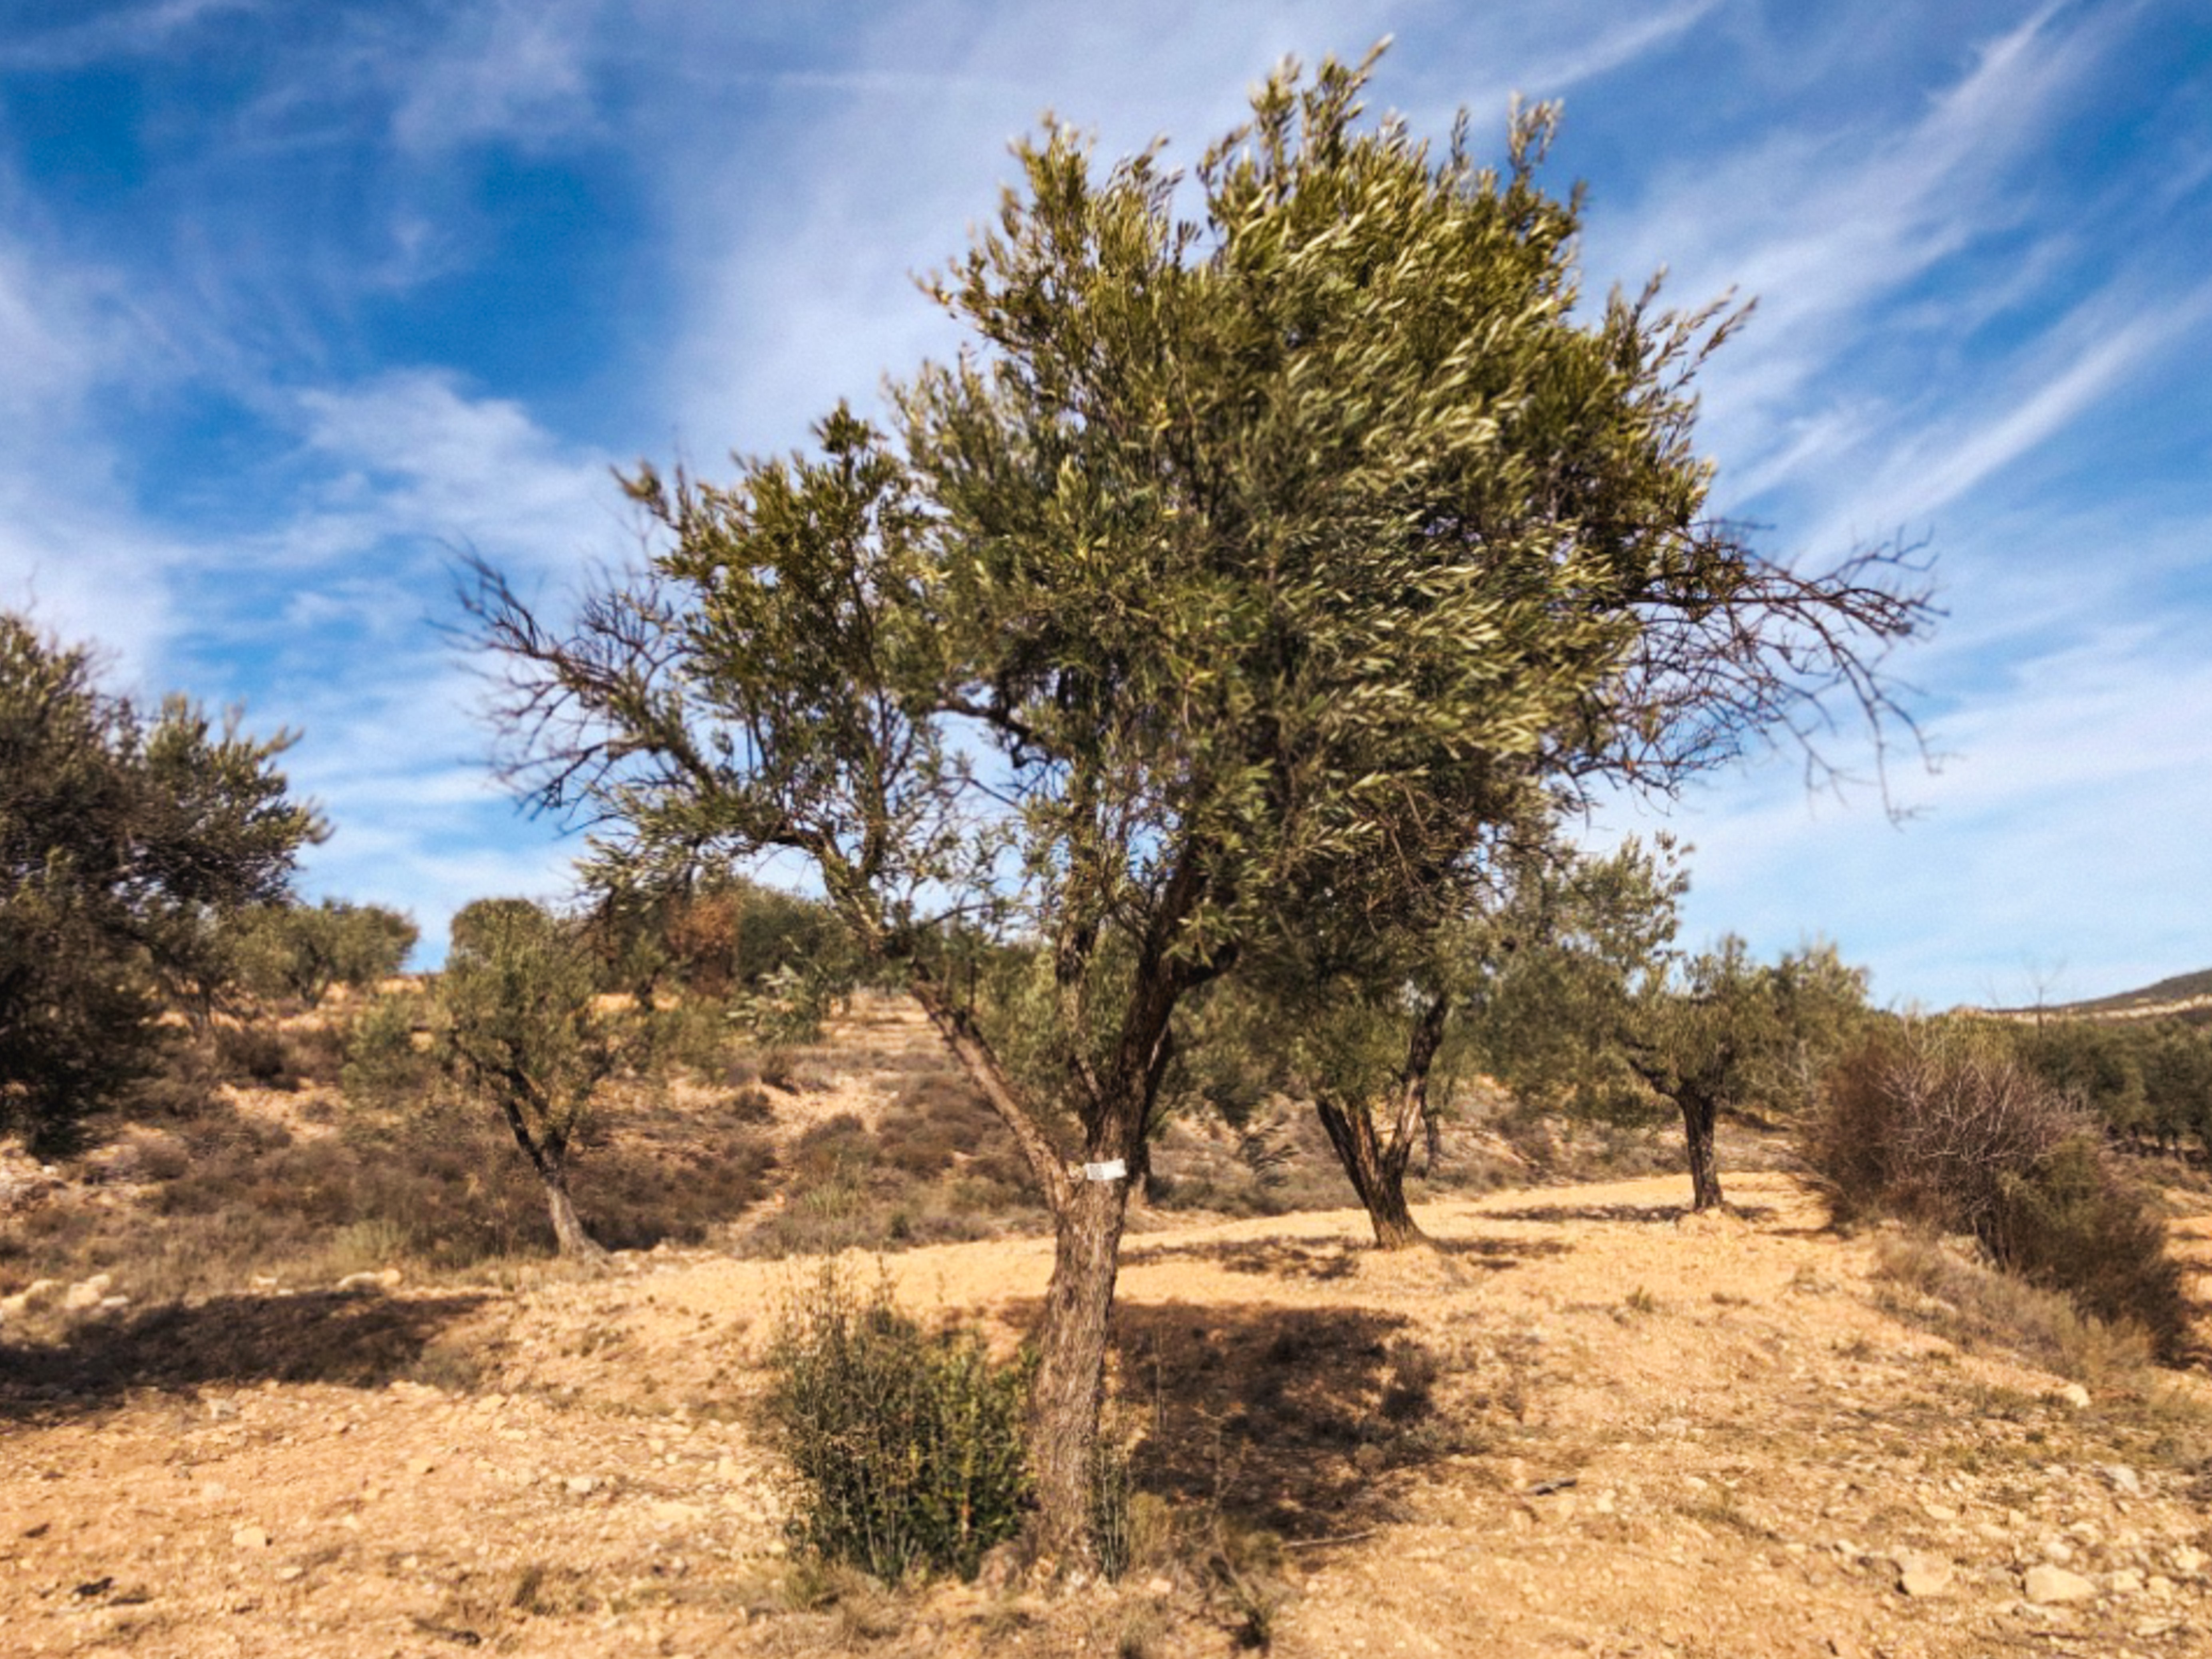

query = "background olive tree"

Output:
[[1476, 839, 1869, 1210], [435, 898, 624, 1262], [0, 613, 325, 1150], [225, 897, 418, 1008], [467, 50, 1930, 1555]]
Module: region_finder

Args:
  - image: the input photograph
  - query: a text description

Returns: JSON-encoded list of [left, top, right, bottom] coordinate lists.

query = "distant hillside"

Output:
[[1987, 966, 2212, 1025]]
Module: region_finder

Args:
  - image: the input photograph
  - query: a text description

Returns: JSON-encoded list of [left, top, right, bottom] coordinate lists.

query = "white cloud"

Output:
[[0, 0, 266, 71], [288, 369, 630, 576], [1583, 3, 2103, 488], [388, 0, 606, 155]]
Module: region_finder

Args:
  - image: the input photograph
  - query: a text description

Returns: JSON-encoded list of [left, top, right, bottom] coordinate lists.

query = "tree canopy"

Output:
[[467, 48, 1931, 1553], [0, 614, 324, 1148]]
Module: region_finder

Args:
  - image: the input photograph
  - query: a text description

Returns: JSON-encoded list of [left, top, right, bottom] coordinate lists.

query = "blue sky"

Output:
[[0, 0, 2206, 1009]]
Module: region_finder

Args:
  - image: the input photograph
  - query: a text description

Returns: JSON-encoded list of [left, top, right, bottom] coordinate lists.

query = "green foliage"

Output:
[[340, 989, 440, 1111], [439, 900, 618, 1131], [469, 44, 1929, 1540], [1477, 844, 1865, 1122], [0, 614, 324, 1148], [226, 898, 419, 1007], [765, 1266, 1032, 1582], [436, 899, 626, 1256], [575, 865, 848, 1004], [2001, 1015, 2212, 1152], [1803, 1023, 2190, 1361]]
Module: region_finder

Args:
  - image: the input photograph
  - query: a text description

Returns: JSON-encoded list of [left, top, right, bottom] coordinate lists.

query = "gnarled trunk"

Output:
[[541, 1164, 610, 1262], [1680, 1089, 1723, 1212], [1315, 1095, 1425, 1248], [1314, 992, 1448, 1250], [1024, 1169, 1133, 1558], [497, 1097, 608, 1262]]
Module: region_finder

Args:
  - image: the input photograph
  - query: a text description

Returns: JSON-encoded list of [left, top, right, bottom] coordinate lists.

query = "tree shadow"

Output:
[[1102, 1298, 1488, 1541], [0, 1289, 492, 1421], [1484, 1200, 1778, 1228], [1120, 1232, 1563, 1280]]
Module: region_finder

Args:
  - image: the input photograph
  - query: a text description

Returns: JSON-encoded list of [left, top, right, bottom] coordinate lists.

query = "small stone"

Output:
[[1921, 1501, 1959, 1522], [1900, 1563, 1954, 1597], [1144, 1576, 1173, 1597], [406, 1458, 436, 1477], [2170, 1544, 2207, 1575], [2103, 1465, 2142, 1497], [565, 1476, 598, 1497], [1893, 1549, 1954, 1597], [2109, 1569, 2144, 1596], [231, 1525, 271, 1550], [2041, 1539, 2074, 1566], [10, 1278, 62, 1313], [2058, 1383, 2091, 1409], [2024, 1564, 2097, 1604], [275, 1565, 304, 1582]]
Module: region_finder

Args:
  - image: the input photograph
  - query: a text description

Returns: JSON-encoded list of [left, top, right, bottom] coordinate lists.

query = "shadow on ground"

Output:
[[0, 1289, 492, 1419], [1121, 1232, 1565, 1280], [1098, 1298, 1495, 1540], [1485, 1201, 1779, 1228]]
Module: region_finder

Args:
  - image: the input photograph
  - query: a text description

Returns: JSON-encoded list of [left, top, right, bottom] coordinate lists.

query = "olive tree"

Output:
[[466, 51, 1928, 1554], [227, 897, 418, 1007], [0, 614, 324, 1147], [1479, 840, 1869, 1210], [436, 898, 620, 1262]]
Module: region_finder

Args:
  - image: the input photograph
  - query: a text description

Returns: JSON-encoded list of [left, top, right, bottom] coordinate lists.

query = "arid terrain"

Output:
[[4, 1000, 2210, 1659]]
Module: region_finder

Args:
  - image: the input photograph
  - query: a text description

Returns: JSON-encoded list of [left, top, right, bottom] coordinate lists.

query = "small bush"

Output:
[[765, 1266, 1031, 1582], [215, 1022, 296, 1089], [1804, 1026, 2192, 1361], [340, 992, 439, 1110]]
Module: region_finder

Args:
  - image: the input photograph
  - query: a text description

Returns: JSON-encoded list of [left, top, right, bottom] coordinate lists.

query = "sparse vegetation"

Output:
[[764, 1266, 1032, 1582], [1802, 1022, 2192, 1360]]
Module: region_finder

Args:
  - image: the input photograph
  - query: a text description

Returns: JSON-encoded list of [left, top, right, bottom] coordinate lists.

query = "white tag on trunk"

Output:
[[1081, 1159, 1128, 1182]]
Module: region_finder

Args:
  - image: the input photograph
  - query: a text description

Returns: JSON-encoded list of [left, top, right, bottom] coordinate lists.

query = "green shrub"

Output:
[[340, 991, 439, 1111], [1803, 1025, 2192, 1361], [765, 1266, 1031, 1581]]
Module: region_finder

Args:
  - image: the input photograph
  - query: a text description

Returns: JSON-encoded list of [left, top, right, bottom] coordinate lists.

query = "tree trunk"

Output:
[[542, 1166, 610, 1262], [1313, 993, 1446, 1250], [1024, 1168, 1133, 1558], [1314, 1095, 1426, 1248], [1680, 1091, 1723, 1212], [497, 1097, 609, 1262]]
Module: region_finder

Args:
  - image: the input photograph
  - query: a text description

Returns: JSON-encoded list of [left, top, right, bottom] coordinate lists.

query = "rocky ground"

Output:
[[2, 1007, 2209, 1657]]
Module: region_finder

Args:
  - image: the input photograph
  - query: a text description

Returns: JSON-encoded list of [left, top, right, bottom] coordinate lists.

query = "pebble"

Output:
[[566, 1476, 599, 1497], [231, 1525, 271, 1550], [1898, 1560, 1954, 1598], [2023, 1564, 2097, 1604]]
